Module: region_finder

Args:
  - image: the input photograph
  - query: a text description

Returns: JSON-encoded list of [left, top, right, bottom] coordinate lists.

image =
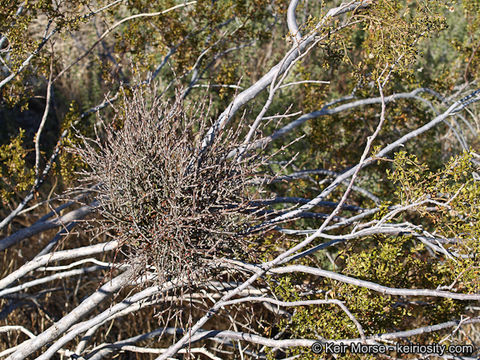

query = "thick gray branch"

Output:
[[200, 1, 372, 153], [0, 240, 118, 290], [7, 269, 132, 360], [0, 201, 98, 251], [271, 265, 480, 301]]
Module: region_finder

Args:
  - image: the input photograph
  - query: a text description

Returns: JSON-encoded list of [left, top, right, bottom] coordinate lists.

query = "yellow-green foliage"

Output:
[[274, 150, 479, 358], [388, 150, 480, 239], [0, 0, 91, 107], [57, 102, 88, 185], [0, 129, 34, 204], [457, 0, 480, 80], [361, 0, 447, 81], [117, 0, 273, 82], [388, 150, 480, 293]]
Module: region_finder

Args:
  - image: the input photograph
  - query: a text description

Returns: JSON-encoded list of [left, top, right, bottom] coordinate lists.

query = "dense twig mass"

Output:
[[75, 89, 265, 283]]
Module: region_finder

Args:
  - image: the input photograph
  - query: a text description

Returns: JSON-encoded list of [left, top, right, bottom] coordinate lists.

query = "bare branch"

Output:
[[248, 88, 439, 151], [199, 0, 372, 153], [7, 269, 132, 360], [287, 0, 302, 45], [0, 240, 118, 290], [270, 265, 480, 301], [0, 202, 98, 251], [0, 265, 106, 298]]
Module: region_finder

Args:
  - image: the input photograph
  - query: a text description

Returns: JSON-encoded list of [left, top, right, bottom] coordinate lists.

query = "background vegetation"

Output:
[[0, 0, 479, 359]]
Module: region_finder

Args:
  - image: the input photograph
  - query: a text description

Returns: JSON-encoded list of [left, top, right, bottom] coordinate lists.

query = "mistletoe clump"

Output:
[[76, 88, 262, 282]]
